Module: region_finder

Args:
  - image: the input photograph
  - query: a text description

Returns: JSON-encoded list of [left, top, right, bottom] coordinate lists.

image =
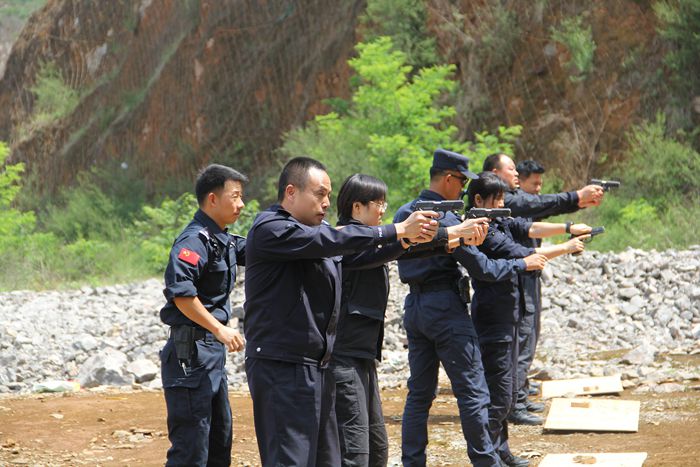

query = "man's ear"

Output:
[[284, 184, 296, 201], [474, 194, 483, 207], [207, 191, 217, 207]]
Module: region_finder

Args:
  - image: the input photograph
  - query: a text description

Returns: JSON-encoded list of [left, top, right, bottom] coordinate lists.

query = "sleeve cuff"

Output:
[[570, 191, 579, 205], [514, 259, 527, 272], [435, 226, 449, 245], [163, 280, 198, 301], [377, 224, 397, 243]]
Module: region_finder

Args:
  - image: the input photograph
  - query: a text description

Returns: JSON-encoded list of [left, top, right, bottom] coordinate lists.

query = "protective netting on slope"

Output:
[[0, 0, 363, 200]]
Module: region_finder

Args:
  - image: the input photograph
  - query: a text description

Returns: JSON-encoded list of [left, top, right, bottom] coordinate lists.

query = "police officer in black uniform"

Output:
[[394, 149, 548, 467], [243, 157, 439, 467], [483, 153, 604, 424], [159, 164, 248, 466]]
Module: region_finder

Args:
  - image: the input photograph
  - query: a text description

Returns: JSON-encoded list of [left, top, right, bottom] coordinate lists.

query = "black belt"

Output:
[[409, 282, 458, 294], [170, 325, 212, 341]]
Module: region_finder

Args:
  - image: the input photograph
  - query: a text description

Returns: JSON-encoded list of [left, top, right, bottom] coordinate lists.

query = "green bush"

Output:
[[546, 115, 700, 252], [654, 0, 700, 96], [0, 141, 261, 288], [623, 113, 700, 201], [478, 3, 521, 71], [283, 37, 520, 215], [360, 0, 438, 69], [0, 0, 46, 20], [16, 62, 82, 140], [550, 15, 596, 82], [44, 175, 127, 241]]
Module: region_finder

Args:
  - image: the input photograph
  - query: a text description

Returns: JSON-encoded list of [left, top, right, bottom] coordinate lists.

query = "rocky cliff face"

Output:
[[426, 0, 669, 186], [0, 0, 680, 198], [0, 0, 364, 199]]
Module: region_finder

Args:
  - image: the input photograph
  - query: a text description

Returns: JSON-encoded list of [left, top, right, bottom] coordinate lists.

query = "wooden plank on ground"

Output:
[[541, 375, 624, 399], [544, 398, 640, 432], [538, 452, 647, 467]]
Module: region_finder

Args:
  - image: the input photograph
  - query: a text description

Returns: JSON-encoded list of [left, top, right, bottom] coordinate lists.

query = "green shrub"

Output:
[[654, 0, 700, 96], [468, 125, 522, 172], [360, 0, 438, 69], [623, 113, 700, 201], [478, 3, 520, 71], [283, 37, 520, 215], [550, 15, 596, 81], [16, 62, 82, 139], [132, 193, 199, 272], [0, 0, 46, 20], [44, 175, 126, 241]]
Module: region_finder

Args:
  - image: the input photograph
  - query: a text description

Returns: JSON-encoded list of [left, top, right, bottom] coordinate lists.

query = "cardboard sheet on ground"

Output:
[[541, 375, 624, 399], [544, 398, 640, 432], [538, 452, 647, 466]]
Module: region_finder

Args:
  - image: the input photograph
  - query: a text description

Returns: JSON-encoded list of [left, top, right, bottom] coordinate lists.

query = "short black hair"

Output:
[[429, 167, 448, 180], [516, 160, 545, 179], [195, 164, 248, 205], [337, 174, 387, 222], [482, 153, 506, 172], [277, 156, 327, 202], [466, 172, 509, 208]]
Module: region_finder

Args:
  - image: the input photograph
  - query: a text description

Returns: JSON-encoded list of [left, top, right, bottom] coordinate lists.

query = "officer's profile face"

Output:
[[285, 167, 332, 226], [353, 199, 386, 226], [519, 173, 542, 195], [493, 155, 519, 190], [209, 179, 245, 227], [444, 171, 467, 200]]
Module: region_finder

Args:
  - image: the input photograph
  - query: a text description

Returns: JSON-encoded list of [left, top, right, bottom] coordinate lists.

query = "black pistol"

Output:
[[414, 200, 464, 218], [570, 226, 605, 256], [590, 179, 621, 191], [466, 207, 511, 219]]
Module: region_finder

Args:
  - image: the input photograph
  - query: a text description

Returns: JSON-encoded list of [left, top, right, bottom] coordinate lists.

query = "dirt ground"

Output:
[[0, 384, 698, 467]]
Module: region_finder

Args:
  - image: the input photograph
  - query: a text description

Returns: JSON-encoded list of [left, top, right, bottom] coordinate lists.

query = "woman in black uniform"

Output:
[[332, 174, 489, 466]]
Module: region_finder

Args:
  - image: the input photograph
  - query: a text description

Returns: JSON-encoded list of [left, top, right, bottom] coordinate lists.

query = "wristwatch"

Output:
[[565, 221, 572, 234]]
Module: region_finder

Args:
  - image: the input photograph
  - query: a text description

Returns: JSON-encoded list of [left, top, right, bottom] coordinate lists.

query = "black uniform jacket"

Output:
[[394, 190, 527, 288], [504, 188, 579, 219], [243, 206, 397, 368], [472, 217, 535, 343], [160, 209, 245, 326]]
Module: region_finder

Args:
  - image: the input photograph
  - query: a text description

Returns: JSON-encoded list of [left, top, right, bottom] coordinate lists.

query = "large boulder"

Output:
[[78, 347, 132, 388]]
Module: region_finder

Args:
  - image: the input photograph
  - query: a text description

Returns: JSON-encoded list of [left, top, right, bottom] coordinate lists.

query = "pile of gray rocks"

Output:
[[0, 246, 697, 394]]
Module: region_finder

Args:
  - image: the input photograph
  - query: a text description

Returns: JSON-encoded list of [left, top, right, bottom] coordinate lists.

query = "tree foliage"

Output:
[[283, 37, 519, 213]]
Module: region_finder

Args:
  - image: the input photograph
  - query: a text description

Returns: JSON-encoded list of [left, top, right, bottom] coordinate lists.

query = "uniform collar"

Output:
[[418, 189, 446, 201], [337, 217, 363, 227], [194, 209, 230, 245]]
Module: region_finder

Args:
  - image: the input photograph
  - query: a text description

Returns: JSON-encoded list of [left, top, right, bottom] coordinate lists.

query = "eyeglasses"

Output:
[[369, 200, 388, 211], [449, 173, 468, 187]]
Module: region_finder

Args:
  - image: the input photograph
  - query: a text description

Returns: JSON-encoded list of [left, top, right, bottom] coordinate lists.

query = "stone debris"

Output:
[[0, 247, 697, 394]]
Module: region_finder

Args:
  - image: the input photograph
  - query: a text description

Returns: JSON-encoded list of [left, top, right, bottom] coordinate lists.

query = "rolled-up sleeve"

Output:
[[163, 237, 207, 300]]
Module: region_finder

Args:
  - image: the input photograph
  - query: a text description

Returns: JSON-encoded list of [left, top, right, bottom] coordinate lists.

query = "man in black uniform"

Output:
[[243, 157, 439, 467], [483, 153, 604, 424], [394, 149, 550, 467], [159, 164, 248, 466]]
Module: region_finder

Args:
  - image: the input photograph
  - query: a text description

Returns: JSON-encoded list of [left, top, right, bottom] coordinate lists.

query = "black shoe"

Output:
[[508, 409, 543, 425], [501, 454, 530, 467], [525, 399, 545, 413]]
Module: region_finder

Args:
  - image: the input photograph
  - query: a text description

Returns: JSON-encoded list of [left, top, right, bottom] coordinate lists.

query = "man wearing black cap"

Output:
[[393, 149, 540, 467]]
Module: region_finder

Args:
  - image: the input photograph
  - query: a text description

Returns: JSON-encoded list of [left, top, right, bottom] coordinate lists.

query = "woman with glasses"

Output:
[[331, 173, 488, 467], [331, 174, 400, 467]]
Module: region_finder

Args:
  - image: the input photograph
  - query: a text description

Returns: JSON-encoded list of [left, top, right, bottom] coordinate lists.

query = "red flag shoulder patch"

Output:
[[177, 248, 200, 266]]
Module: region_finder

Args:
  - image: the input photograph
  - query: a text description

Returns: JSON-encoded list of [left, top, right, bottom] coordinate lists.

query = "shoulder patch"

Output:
[[177, 248, 200, 266]]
